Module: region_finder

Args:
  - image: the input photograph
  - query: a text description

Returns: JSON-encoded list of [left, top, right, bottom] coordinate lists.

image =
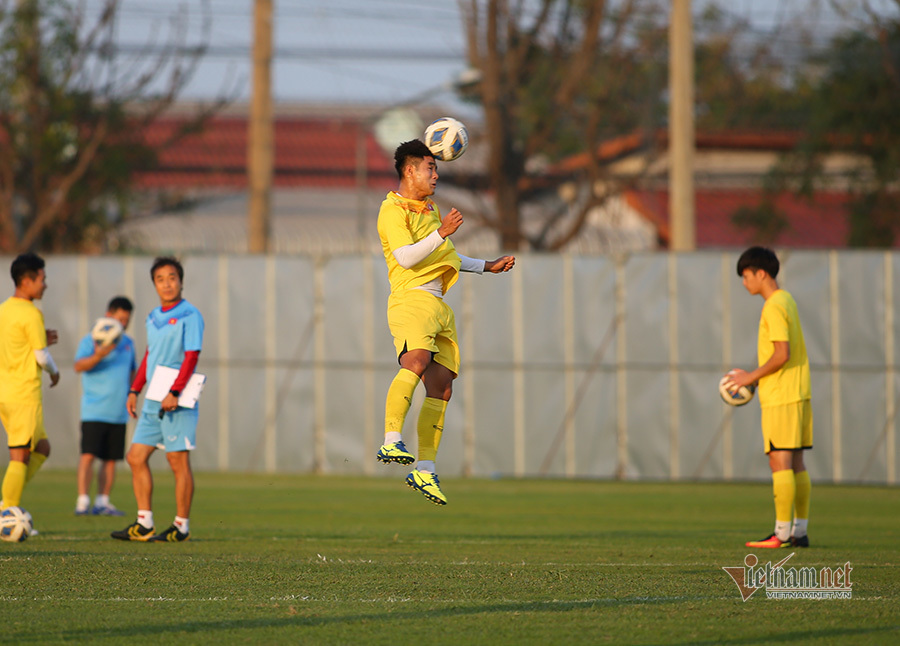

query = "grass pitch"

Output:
[[1, 470, 897, 645]]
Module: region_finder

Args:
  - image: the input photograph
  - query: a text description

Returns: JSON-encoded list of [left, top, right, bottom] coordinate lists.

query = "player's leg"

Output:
[[149, 450, 193, 542], [791, 450, 811, 547], [148, 409, 197, 542], [76, 421, 100, 514], [26, 438, 49, 483], [407, 305, 459, 506], [75, 453, 96, 515], [112, 413, 160, 540], [1, 448, 29, 510], [0, 402, 38, 509], [92, 423, 125, 516], [747, 404, 797, 548], [379, 292, 441, 465]]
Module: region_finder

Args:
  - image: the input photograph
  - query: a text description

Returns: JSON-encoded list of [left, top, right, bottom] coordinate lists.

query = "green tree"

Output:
[[459, 0, 669, 251], [0, 0, 221, 253]]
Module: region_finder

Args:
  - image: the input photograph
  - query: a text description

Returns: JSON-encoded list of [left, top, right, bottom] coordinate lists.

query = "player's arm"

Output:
[[74, 341, 115, 373], [159, 350, 200, 413], [127, 348, 149, 418], [34, 347, 60, 387], [390, 207, 465, 269], [455, 253, 515, 274], [483, 256, 516, 273], [730, 341, 790, 388]]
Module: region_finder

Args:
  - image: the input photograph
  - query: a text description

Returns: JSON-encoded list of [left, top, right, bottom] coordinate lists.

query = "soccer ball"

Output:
[[91, 316, 123, 347], [0, 506, 32, 543], [719, 371, 756, 407], [424, 117, 468, 161]]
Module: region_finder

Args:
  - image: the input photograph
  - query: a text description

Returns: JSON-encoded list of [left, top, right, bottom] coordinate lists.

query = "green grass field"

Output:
[[2, 470, 898, 645]]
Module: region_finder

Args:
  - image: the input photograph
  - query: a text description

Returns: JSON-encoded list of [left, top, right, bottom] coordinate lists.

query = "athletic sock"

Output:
[[772, 469, 796, 541], [94, 494, 110, 509], [417, 460, 436, 474], [416, 397, 447, 462], [76, 494, 91, 511], [774, 520, 792, 542], [1, 461, 28, 508], [793, 470, 811, 535], [792, 518, 808, 539], [384, 432, 402, 445], [137, 510, 154, 530], [174, 516, 189, 534], [384, 368, 420, 438], [24, 452, 47, 483]]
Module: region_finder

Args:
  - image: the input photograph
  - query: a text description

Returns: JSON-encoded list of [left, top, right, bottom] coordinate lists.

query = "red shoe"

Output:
[[745, 533, 791, 548]]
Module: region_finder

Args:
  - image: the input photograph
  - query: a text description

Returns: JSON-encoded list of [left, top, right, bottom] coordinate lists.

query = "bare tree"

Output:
[[0, 0, 227, 253], [459, 0, 667, 251]]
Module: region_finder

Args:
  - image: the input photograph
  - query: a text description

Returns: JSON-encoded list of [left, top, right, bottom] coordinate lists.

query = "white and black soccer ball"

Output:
[[424, 117, 469, 161], [91, 317, 123, 347], [0, 506, 32, 543], [719, 371, 756, 407]]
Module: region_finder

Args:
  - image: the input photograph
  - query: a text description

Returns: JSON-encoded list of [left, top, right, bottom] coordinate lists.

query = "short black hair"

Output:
[[107, 296, 133, 313], [736, 246, 779, 279], [150, 256, 184, 282], [10, 252, 45, 286], [394, 139, 434, 180]]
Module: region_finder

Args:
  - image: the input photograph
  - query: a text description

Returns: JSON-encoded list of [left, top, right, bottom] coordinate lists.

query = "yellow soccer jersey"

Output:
[[0, 297, 48, 403], [377, 191, 461, 294], [757, 289, 811, 407]]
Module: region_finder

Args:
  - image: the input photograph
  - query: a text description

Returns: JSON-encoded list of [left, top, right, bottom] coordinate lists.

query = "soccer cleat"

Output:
[[745, 533, 791, 549], [111, 521, 155, 541], [406, 469, 447, 505], [376, 441, 415, 465], [791, 534, 810, 548], [74, 508, 90, 516], [92, 504, 126, 517], [148, 524, 190, 542]]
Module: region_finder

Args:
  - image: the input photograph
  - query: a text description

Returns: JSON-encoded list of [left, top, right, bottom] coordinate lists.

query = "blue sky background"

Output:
[[84, 0, 899, 106]]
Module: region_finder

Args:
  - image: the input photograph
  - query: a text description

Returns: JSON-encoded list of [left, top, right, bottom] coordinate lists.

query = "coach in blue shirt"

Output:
[[73, 296, 136, 516], [112, 257, 204, 543]]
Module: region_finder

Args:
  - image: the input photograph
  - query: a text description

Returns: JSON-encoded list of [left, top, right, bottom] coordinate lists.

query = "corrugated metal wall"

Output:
[[3, 251, 897, 484]]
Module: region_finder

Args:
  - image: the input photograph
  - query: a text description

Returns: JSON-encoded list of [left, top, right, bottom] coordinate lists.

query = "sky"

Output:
[[84, 0, 899, 108]]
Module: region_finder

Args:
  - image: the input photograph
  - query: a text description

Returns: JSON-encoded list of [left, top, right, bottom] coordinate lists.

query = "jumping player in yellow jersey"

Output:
[[728, 247, 812, 548], [0, 253, 61, 532], [376, 139, 515, 505]]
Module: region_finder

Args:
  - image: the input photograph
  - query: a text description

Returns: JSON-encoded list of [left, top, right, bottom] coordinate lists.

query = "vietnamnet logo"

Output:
[[723, 553, 853, 601]]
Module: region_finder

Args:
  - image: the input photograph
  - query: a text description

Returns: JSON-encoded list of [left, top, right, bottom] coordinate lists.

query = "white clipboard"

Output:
[[145, 365, 206, 409]]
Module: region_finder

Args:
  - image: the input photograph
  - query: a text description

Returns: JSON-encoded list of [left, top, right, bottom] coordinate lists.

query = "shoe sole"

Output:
[[111, 531, 154, 542], [406, 480, 447, 506], [376, 454, 415, 465]]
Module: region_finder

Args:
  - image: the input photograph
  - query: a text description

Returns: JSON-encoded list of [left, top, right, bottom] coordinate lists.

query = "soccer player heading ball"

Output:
[[729, 247, 813, 549], [376, 140, 515, 505]]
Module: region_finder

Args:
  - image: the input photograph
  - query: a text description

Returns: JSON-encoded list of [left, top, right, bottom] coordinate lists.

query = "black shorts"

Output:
[[80, 421, 127, 461]]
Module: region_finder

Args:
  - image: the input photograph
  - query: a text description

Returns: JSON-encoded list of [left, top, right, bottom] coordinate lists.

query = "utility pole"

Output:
[[248, 0, 273, 253], [668, 0, 695, 251]]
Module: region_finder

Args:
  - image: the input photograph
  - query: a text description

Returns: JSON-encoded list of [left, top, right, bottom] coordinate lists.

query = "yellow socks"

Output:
[[1, 461, 28, 508], [772, 468, 796, 523], [25, 452, 47, 483], [384, 368, 420, 437], [793, 469, 811, 536], [417, 397, 448, 462]]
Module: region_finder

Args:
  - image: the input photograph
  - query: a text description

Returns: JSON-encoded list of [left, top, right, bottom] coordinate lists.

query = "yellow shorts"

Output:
[[387, 289, 460, 375], [0, 401, 48, 450], [761, 400, 813, 454]]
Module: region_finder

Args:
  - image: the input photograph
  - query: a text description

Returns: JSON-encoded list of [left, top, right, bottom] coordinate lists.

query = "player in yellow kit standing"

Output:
[[376, 139, 515, 505], [728, 247, 812, 548], [0, 253, 61, 534]]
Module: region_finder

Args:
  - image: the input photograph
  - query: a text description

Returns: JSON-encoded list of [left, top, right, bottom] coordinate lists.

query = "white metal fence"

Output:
[[2, 251, 897, 484]]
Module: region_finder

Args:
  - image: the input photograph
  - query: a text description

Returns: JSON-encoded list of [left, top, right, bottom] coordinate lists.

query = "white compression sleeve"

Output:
[[34, 348, 59, 376], [392, 230, 445, 269], [458, 253, 485, 274]]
